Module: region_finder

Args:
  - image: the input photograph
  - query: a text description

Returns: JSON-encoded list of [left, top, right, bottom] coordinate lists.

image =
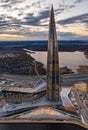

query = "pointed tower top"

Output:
[[50, 4, 55, 26], [51, 4, 53, 10], [47, 4, 60, 101]]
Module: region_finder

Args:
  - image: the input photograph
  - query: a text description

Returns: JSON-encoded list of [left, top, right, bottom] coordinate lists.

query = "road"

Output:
[[33, 60, 39, 77], [60, 74, 88, 86], [60, 88, 73, 107], [1, 74, 88, 87], [74, 90, 88, 124]]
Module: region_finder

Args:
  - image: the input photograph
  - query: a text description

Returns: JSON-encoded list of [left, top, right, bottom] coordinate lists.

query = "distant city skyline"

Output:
[[0, 0, 88, 41]]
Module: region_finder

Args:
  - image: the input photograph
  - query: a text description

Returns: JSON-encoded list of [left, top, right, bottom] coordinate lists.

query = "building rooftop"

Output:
[[17, 106, 70, 119], [2, 79, 47, 93]]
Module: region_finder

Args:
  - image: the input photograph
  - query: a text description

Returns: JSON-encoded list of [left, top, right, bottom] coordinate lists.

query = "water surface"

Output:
[[29, 51, 88, 73]]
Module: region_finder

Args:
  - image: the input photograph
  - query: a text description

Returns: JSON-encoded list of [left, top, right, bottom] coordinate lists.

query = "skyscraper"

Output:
[[47, 5, 60, 101]]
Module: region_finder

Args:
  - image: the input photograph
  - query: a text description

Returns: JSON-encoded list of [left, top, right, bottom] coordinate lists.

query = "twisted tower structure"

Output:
[[47, 5, 60, 101]]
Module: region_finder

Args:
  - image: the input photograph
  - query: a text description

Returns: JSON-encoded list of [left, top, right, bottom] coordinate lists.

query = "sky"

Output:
[[0, 0, 88, 41]]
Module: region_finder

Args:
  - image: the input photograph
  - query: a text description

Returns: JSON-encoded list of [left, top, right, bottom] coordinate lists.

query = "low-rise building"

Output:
[[2, 79, 47, 103]]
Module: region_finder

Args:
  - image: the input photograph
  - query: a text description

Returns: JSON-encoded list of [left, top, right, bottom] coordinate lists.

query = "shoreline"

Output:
[[0, 44, 88, 52]]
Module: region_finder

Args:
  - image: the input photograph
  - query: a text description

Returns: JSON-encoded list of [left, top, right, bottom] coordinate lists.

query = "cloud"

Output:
[[31, 1, 41, 8], [69, 5, 75, 9], [0, 13, 48, 38], [1, 0, 10, 3], [58, 31, 88, 40], [22, 10, 49, 26], [0, 20, 9, 26], [0, 9, 49, 35], [58, 13, 88, 26], [1, 0, 23, 4], [75, 0, 86, 4], [59, 32, 77, 38], [0, 15, 9, 27], [55, 8, 65, 14], [1, 0, 24, 9], [0, 14, 22, 31], [0, 0, 88, 40], [0, 26, 48, 40]]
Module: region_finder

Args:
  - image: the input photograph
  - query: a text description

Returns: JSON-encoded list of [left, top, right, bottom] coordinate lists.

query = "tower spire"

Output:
[[50, 4, 55, 26], [47, 5, 60, 101]]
